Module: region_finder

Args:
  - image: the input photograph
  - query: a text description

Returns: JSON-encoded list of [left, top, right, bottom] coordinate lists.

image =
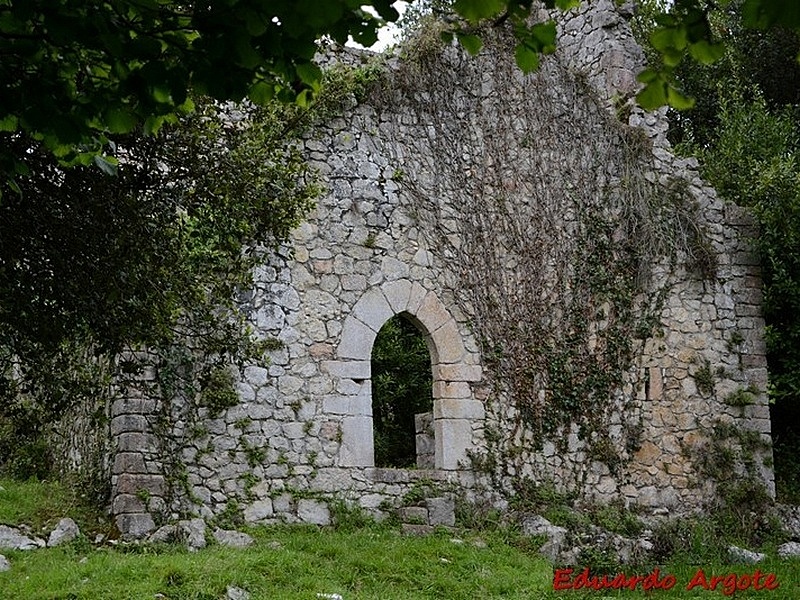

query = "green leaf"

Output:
[[666, 85, 696, 110], [650, 27, 688, 53], [440, 30, 455, 45], [248, 81, 275, 105], [688, 40, 725, 65], [515, 43, 540, 74], [0, 115, 18, 132], [636, 80, 668, 110], [554, 0, 580, 9], [143, 115, 166, 135], [104, 109, 138, 134], [457, 33, 483, 55], [93, 154, 119, 176], [296, 62, 322, 88], [530, 21, 557, 53], [453, 0, 507, 22]]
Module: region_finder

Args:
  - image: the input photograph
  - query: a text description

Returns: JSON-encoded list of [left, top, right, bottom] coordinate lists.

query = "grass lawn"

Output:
[[1, 478, 799, 599]]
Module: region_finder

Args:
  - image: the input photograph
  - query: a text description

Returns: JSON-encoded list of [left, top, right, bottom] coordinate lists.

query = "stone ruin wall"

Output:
[[109, 0, 773, 537]]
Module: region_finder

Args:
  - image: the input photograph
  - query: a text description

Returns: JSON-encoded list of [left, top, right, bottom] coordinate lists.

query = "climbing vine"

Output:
[[379, 26, 712, 492]]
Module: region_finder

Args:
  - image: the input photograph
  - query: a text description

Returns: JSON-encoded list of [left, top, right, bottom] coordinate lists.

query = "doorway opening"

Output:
[[371, 313, 434, 468]]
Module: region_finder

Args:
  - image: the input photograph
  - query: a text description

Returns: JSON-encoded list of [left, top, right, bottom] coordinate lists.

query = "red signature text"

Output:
[[685, 568, 779, 596], [553, 567, 780, 595], [553, 567, 676, 592]]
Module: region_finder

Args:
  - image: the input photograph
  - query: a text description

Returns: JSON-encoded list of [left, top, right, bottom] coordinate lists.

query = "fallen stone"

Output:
[[0, 525, 42, 551], [778, 541, 800, 558], [179, 519, 207, 552], [0, 554, 9, 572], [213, 528, 254, 549], [48, 518, 80, 547], [148, 525, 179, 544], [401, 523, 434, 536], [775, 504, 800, 540], [519, 515, 568, 563], [728, 545, 766, 564], [226, 585, 250, 600]]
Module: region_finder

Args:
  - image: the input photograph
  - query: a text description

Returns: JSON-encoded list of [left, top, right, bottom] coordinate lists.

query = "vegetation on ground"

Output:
[[1, 478, 799, 599]]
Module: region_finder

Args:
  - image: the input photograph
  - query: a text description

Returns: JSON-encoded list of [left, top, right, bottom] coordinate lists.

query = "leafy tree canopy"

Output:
[[1, 0, 799, 182], [0, 0, 398, 182]]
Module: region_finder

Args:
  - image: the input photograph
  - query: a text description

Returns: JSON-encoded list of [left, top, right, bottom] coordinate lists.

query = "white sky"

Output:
[[348, 1, 409, 52]]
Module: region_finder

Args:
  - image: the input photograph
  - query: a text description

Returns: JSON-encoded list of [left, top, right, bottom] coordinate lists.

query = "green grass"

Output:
[[1, 478, 799, 599]]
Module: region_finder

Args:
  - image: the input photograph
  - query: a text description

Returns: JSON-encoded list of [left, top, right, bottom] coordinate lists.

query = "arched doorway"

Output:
[[332, 281, 484, 471], [371, 313, 434, 468]]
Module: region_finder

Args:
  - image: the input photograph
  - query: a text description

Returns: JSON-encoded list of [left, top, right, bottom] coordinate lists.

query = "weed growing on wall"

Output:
[[380, 25, 712, 495]]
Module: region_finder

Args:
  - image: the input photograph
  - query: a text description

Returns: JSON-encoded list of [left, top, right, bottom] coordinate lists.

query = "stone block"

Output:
[[435, 419, 473, 470], [116, 432, 158, 453], [430, 319, 466, 364], [116, 513, 156, 539], [647, 366, 663, 401], [435, 364, 482, 382], [322, 395, 350, 415], [112, 493, 146, 515], [350, 390, 373, 416], [416, 292, 451, 334], [352, 288, 394, 333], [115, 473, 166, 497], [397, 506, 428, 523], [406, 282, 429, 316], [434, 398, 484, 420], [110, 414, 149, 436], [432, 381, 472, 400], [426, 497, 455, 527], [381, 279, 412, 313], [339, 416, 374, 467], [113, 452, 147, 475], [321, 360, 371, 380], [297, 499, 330, 525], [337, 316, 377, 360]]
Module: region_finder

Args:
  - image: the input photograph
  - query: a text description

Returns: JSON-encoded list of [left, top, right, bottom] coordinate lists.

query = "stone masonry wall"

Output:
[[110, 0, 773, 536]]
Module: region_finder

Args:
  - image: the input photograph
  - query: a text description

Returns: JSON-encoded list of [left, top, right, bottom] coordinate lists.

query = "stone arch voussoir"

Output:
[[331, 280, 483, 470]]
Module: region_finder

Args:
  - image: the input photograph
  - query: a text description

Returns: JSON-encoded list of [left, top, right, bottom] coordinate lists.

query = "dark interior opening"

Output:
[[371, 313, 433, 468]]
